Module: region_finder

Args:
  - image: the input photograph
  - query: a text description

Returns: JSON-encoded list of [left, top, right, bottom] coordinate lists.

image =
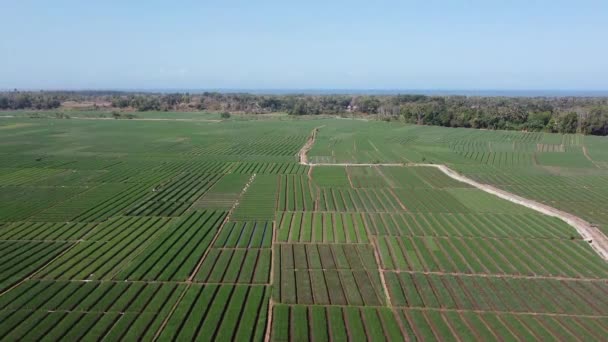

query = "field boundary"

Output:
[[299, 127, 608, 263]]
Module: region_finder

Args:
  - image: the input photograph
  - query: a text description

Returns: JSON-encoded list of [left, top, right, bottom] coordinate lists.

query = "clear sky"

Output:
[[2, 0, 607, 90]]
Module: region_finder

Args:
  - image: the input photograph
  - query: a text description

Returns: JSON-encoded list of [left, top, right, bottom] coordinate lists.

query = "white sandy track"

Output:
[[298, 128, 608, 262]]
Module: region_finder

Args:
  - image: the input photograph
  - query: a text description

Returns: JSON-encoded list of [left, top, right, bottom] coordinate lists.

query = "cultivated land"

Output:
[[0, 115, 607, 341]]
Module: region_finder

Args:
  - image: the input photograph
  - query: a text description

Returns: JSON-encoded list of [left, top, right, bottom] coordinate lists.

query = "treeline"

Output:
[[2, 91, 608, 135], [0, 91, 62, 110], [106, 92, 608, 135]]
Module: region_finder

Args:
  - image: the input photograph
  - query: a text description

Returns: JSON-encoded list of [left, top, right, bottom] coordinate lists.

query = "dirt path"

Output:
[[298, 126, 324, 165], [298, 127, 608, 262], [582, 146, 602, 168]]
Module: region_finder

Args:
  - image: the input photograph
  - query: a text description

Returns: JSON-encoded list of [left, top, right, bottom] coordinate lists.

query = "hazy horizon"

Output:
[[2, 0, 608, 90]]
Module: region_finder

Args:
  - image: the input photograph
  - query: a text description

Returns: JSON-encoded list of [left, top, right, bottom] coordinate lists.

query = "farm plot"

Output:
[[537, 150, 596, 168], [157, 284, 269, 341], [193, 173, 250, 209], [68, 182, 156, 222], [0, 221, 97, 241], [0, 241, 71, 292], [276, 212, 369, 243], [34, 216, 172, 280], [396, 308, 608, 341], [362, 212, 578, 239], [319, 188, 404, 212], [126, 173, 221, 217], [312, 166, 351, 187], [392, 188, 470, 213], [214, 221, 273, 248], [116, 210, 226, 281], [271, 305, 404, 342], [232, 175, 278, 220], [0, 280, 185, 341], [0, 168, 67, 186], [277, 175, 317, 211], [273, 243, 385, 305], [346, 166, 390, 188], [376, 235, 608, 278], [29, 183, 134, 222], [1, 117, 608, 340], [0, 186, 86, 222], [385, 272, 608, 315], [232, 162, 308, 175], [193, 248, 271, 284], [380, 167, 432, 188]]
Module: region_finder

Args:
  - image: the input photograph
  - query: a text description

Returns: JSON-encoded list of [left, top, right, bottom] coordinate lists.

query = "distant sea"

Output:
[[130, 89, 608, 97], [5, 88, 608, 97]]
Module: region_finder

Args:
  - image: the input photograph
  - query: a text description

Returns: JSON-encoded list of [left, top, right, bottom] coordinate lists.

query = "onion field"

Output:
[[0, 116, 607, 340]]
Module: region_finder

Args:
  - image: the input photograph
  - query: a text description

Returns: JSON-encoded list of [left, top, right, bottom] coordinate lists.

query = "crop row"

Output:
[[92, 167, 175, 184], [537, 150, 596, 168], [188, 137, 304, 156], [274, 244, 385, 305], [277, 175, 316, 211], [117, 210, 226, 281], [193, 173, 250, 209], [126, 200, 191, 217], [385, 272, 608, 315], [408, 167, 471, 189], [35, 216, 172, 280], [448, 139, 538, 152], [0, 186, 85, 222], [0, 281, 184, 341], [0, 221, 97, 241], [31, 169, 102, 186], [536, 143, 565, 152], [126, 173, 221, 217], [29, 183, 131, 222], [194, 248, 270, 284], [346, 166, 389, 188], [71, 183, 158, 222], [312, 167, 351, 187], [276, 212, 369, 243], [271, 305, 402, 341], [275, 269, 385, 306], [231, 162, 308, 175], [397, 308, 608, 341], [158, 284, 269, 341], [57, 158, 123, 171], [382, 167, 471, 189], [362, 212, 576, 239], [505, 184, 608, 203], [214, 221, 272, 248], [276, 243, 378, 270], [0, 168, 67, 186], [232, 175, 278, 220], [319, 188, 403, 212], [0, 241, 71, 292], [455, 151, 534, 166], [139, 173, 222, 203], [392, 188, 473, 213], [376, 236, 608, 278], [152, 160, 234, 174]]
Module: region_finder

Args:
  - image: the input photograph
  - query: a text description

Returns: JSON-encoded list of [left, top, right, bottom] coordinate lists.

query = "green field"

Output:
[[0, 116, 607, 340]]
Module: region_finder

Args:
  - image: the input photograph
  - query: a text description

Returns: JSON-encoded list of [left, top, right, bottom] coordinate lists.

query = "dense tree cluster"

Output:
[[0, 91, 62, 110], [2, 91, 608, 135]]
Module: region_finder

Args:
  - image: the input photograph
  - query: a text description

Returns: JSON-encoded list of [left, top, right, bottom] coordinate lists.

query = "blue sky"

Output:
[[1, 0, 607, 90]]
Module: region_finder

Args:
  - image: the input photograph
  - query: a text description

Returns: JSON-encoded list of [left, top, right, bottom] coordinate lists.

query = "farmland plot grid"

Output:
[[0, 117, 607, 341]]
